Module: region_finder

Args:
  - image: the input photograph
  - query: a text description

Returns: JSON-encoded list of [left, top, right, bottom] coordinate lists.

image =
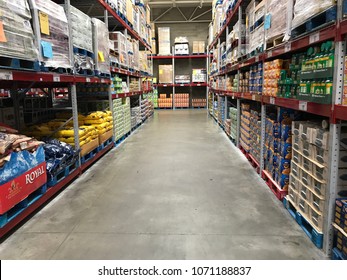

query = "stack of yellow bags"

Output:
[[83, 111, 113, 135]]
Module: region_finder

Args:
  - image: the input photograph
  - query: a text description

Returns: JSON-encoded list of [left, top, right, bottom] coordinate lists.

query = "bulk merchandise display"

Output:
[[33, 0, 71, 70], [0, 125, 47, 218], [289, 122, 347, 233], [249, 109, 261, 163], [69, 5, 94, 74], [240, 103, 251, 152], [192, 98, 207, 108], [0, 0, 37, 61], [131, 106, 141, 129], [217, 96, 225, 125], [158, 94, 173, 109], [263, 109, 295, 191], [174, 94, 189, 108], [92, 18, 110, 76], [229, 107, 238, 140]]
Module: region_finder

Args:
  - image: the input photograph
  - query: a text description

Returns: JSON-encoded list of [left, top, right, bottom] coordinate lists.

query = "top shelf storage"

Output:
[[98, 0, 151, 51], [151, 54, 211, 59]]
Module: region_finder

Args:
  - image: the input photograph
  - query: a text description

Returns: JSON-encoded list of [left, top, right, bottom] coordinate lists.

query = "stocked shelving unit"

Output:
[[0, 0, 153, 238], [153, 53, 209, 109], [208, 0, 347, 257]]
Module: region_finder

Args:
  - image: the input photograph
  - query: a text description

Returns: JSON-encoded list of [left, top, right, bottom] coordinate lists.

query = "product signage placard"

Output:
[[0, 162, 47, 214]]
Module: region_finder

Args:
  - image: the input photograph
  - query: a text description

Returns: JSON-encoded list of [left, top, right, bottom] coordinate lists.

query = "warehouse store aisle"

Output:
[[0, 110, 324, 260]]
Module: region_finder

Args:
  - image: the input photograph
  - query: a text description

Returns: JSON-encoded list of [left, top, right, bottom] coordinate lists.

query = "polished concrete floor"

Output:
[[0, 110, 325, 259]]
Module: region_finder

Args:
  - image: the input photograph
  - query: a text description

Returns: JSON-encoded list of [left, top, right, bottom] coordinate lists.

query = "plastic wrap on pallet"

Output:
[[291, 0, 335, 29], [69, 6, 94, 72], [265, 0, 288, 42], [0, 145, 45, 185], [0, 0, 37, 61], [32, 0, 71, 69], [92, 18, 110, 75]]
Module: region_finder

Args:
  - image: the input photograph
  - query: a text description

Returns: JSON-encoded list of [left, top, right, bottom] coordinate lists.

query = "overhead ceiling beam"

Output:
[[153, 6, 173, 22], [86, 4, 95, 15], [176, 7, 188, 21], [190, 8, 212, 21], [189, 6, 199, 20]]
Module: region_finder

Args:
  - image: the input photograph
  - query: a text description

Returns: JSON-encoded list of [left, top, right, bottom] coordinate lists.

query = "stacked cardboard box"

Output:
[[240, 103, 251, 152], [334, 199, 347, 258], [250, 110, 261, 163], [113, 99, 125, 141], [192, 41, 206, 54], [289, 122, 347, 232], [158, 94, 173, 108], [109, 32, 127, 67], [217, 96, 225, 125], [249, 63, 263, 95], [229, 107, 238, 140], [192, 98, 207, 108], [192, 69, 207, 83], [158, 27, 171, 55], [159, 65, 173, 84], [174, 94, 189, 108]]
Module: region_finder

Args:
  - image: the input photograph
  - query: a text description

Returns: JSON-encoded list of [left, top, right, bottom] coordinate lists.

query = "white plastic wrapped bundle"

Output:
[[69, 6, 94, 72], [0, 0, 37, 61], [265, 0, 288, 41], [133, 40, 139, 71], [70, 6, 93, 52], [291, 0, 335, 29], [32, 0, 71, 69], [109, 31, 127, 66], [92, 18, 110, 75]]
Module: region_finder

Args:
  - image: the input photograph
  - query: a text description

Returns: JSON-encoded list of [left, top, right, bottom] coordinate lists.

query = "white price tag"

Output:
[[180, 84, 184, 87], [0, 70, 13, 80], [232, 95, 235, 100], [285, 43, 291, 53], [252, 95, 256, 101], [299, 101, 308, 111], [309, 32, 320, 44], [86, 77, 91, 83], [197, 84, 201, 86], [116, 94, 119, 98], [268, 50, 273, 58], [101, 79, 105, 83], [53, 75, 60, 82], [255, 56, 259, 62], [270, 97, 275, 104], [164, 84, 167, 87]]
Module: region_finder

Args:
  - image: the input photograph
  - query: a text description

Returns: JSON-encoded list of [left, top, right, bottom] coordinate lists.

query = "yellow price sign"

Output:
[[39, 11, 50, 35], [98, 51, 105, 62], [0, 21, 7, 43]]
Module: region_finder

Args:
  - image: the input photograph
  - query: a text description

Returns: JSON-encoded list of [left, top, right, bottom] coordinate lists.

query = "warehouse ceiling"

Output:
[[53, 0, 211, 28]]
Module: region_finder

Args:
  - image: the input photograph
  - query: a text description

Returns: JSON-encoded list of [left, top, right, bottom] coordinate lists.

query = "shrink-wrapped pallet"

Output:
[[291, 0, 335, 29], [92, 18, 110, 75], [265, 0, 288, 42], [32, 0, 71, 69], [0, 0, 37, 61], [69, 5, 94, 72], [109, 31, 127, 66]]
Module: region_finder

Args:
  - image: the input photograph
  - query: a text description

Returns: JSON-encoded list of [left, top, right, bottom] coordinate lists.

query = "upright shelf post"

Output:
[[71, 84, 80, 155], [172, 46, 175, 110]]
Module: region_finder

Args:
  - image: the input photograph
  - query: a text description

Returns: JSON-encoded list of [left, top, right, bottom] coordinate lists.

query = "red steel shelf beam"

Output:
[[112, 89, 152, 99], [97, 0, 151, 50], [155, 83, 208, 87]]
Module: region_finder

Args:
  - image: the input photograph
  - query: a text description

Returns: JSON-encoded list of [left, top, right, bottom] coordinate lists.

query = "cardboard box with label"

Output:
[[192, 69, 207, 83], [158, 27, 171, 55], [159, 65, 173, 84]]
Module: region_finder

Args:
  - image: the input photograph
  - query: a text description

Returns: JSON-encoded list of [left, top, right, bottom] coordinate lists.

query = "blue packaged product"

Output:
[[281, 142, 292, 160]]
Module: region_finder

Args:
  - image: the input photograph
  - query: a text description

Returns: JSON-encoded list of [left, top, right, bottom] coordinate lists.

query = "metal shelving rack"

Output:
[[208, 0, 347, 256], [152, 54, 209, 109], [0, 0, 153, 239]]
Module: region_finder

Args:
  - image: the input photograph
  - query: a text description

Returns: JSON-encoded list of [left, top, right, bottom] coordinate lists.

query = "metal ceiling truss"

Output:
[[153, 6, 211, 24]]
